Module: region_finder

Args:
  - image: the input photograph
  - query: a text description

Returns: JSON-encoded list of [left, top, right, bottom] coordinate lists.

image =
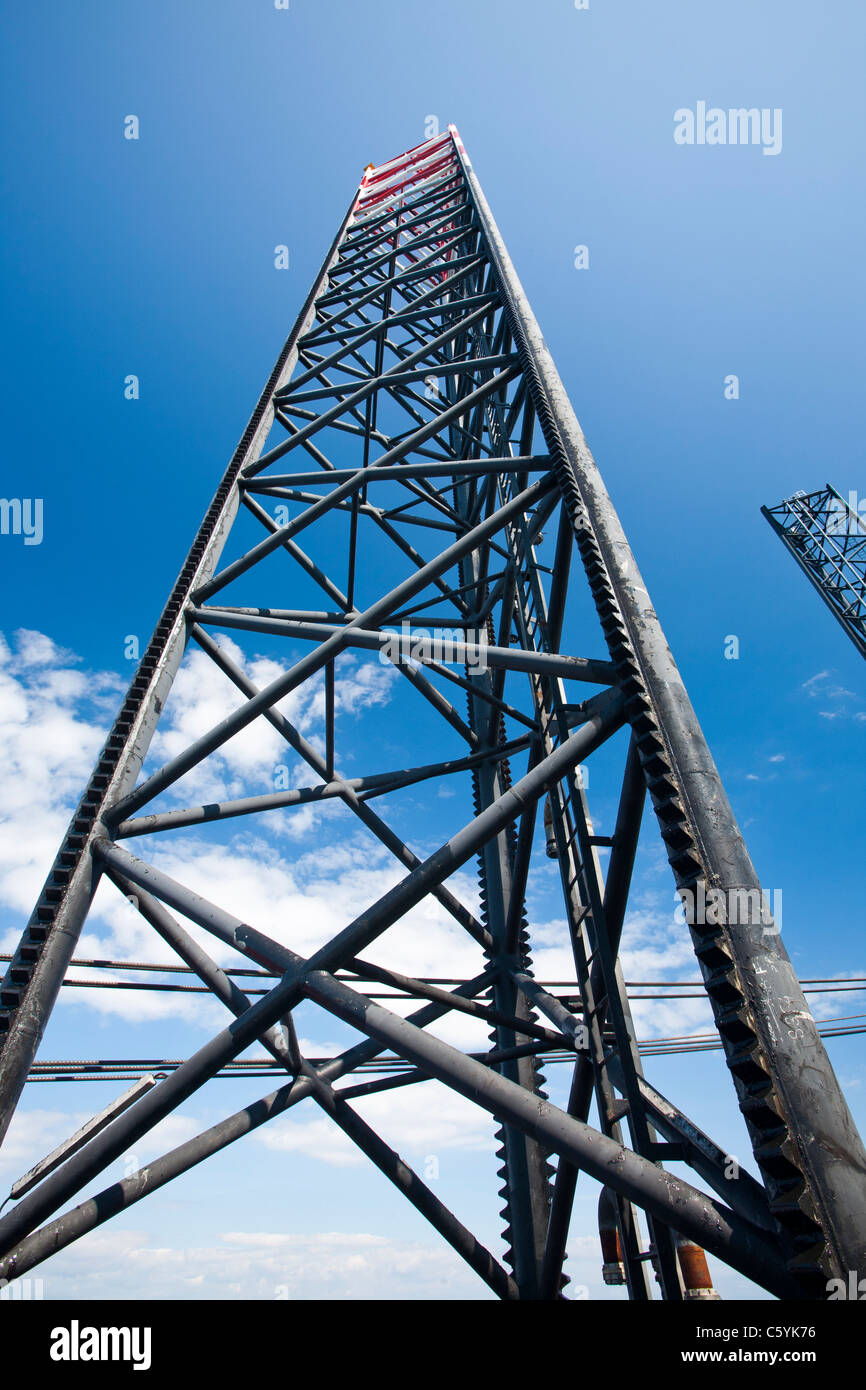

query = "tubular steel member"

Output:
[[1, 126, 863, 1302], [449, 126, 866, 1291], [0, 184, 365, 1143]]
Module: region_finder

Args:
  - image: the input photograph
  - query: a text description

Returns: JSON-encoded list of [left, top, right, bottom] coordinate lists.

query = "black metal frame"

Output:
[[1, 129, 864, 1300]]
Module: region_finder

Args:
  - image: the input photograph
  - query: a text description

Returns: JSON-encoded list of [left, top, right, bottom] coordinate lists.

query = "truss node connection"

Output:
[[1, 129, 864, 1302]]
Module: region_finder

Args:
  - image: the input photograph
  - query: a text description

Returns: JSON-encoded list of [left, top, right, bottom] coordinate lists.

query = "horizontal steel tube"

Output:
[[200, 364, 524, 598], [115, 736, 532, 838], [282, 353, 516, 407], [113, 471, 554, 820], [455, 128, 866, 1281], [188, 607, 615, 685], [246, 292, 496, 477], [304, 970, 798, 1298], [103, 697, 625, 996], [242, 454, 551, 489]]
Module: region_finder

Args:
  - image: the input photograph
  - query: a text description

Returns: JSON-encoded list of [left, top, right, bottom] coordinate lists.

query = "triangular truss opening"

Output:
[[1, 127, 863, 1303]]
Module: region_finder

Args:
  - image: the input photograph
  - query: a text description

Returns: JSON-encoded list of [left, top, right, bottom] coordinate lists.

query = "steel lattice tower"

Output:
[[763, 485, 866, 660], [1, 129, 864, 1301]]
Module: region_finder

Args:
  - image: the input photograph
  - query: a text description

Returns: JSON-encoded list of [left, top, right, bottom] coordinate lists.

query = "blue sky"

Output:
[[0, 0, 864, 1301]]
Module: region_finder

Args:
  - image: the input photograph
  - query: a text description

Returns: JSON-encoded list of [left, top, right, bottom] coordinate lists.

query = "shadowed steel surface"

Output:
[[1, 128, 864, 1301]]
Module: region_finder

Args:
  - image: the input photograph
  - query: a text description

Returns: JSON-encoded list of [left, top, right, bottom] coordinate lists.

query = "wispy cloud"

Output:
[[802, 670, 831, 693], [9, 1226, 491, 1301], [800, 669, 865, 721]]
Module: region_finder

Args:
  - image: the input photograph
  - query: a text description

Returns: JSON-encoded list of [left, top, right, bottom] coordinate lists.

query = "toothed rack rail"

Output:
[[1, 129, 864, 1301]]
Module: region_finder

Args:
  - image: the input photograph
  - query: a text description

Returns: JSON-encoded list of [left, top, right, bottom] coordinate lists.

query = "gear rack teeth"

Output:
[[2, 128, 860, 1303]]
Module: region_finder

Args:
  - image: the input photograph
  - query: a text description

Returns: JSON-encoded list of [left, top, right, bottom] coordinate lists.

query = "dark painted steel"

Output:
[[0, 183, 365, 1142], [451, 127, 866, 1289], [302, 970, 798, 1298], [2, 128, 862, 1303]]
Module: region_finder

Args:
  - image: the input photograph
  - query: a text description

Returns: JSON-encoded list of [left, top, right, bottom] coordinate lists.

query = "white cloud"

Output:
[[0, 630, 123, 922], [0, 1106, 201, 1187], [16, 1226, 491, 1301], [0, 629, 435, 1027], [10, 630, 78, 670], [85, 833, 483, 984], [0, 627, 721, 1060], [802, 670, 831, 693], [801, 669, 865, 721], [253, 1078, 496, 1168], [142, 636, 396, 811], [0, 633, 781, 1304]]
